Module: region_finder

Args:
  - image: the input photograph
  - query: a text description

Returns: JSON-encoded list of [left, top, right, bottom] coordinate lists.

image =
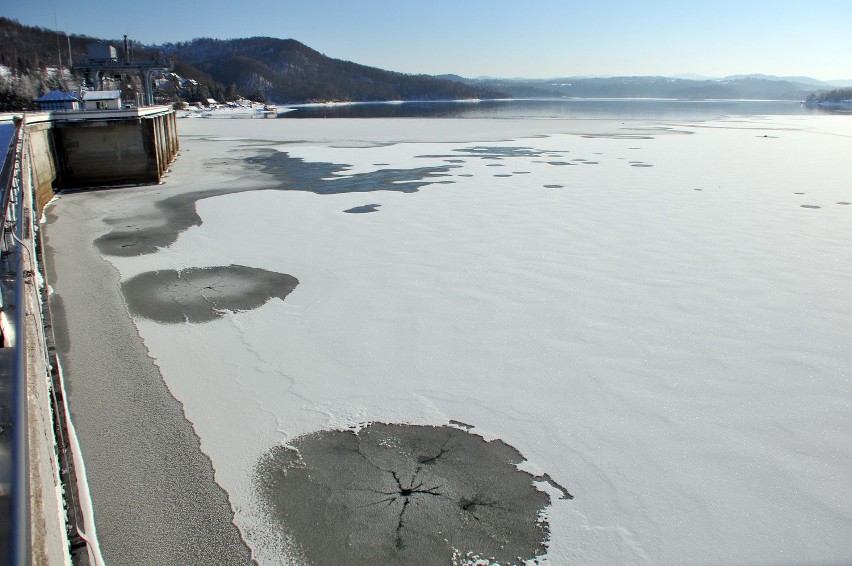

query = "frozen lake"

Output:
[[47, 115, 852, 564]]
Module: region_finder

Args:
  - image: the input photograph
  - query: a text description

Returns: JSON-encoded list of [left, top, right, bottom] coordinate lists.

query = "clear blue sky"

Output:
[[5, 0, 852, 80]]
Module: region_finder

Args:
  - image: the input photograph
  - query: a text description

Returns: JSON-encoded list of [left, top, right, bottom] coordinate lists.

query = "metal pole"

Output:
[[53, 8, 62, 68]]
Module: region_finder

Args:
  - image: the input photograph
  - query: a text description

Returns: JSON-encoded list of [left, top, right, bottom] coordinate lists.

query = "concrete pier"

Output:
[[15, 107, 179, 211]]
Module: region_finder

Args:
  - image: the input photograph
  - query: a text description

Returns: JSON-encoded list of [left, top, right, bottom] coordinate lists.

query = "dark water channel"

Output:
[[281, 98, 831, 120]]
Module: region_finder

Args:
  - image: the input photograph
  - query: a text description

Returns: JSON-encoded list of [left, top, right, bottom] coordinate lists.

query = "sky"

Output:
[[5, 0, 852, 80]]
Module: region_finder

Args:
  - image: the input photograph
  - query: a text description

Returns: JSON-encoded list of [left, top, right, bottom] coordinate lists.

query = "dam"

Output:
[[23, 107, 178, 210], [0, 106, 179, 565]]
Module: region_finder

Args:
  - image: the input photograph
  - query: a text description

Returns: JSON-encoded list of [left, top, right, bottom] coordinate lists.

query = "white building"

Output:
[[82, 90, 122, 110]]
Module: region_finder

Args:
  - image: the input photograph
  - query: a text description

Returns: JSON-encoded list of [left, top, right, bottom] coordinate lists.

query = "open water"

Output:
[[281, 98, 831, 120]]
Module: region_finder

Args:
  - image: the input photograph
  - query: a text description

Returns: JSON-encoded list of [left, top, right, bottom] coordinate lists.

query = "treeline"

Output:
[[0, 69, 75, 111], [806, 88, 852, 103], [169, 61, 235, 104], [0, 17, 167, 111], [161, 37, 505, 103], [0, 17, 93, 72], [0, 18, 273, 108], [1, 17, 504, 110], [1, 17, 81, 110]]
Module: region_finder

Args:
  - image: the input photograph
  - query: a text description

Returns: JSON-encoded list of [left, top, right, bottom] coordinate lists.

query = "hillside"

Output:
[[159, 37, 504, 103], [0, 17, 164, 109], [0, 18, 503, 109], [0, 17, 121, 72], [455, 75, 814, 101]]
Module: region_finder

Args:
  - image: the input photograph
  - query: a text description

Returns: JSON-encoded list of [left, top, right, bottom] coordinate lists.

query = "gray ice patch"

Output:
[[255, 422, 571, 566], [96, 148, 461, 257], [121, 265, 298, 323], [95, 189, 234, 257], [246, 149, 457, 195], [344, 204, 381, 214]]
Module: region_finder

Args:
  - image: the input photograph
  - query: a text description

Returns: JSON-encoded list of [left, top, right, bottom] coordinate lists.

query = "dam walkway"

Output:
[[0, 107, 179, 565]]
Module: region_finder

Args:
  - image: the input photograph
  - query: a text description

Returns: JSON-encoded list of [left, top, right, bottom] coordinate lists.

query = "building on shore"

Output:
[[34, 91, 80, 111]]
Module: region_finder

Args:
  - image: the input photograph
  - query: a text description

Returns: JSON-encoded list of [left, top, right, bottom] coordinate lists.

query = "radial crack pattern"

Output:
[[255, 422, 568, 565]]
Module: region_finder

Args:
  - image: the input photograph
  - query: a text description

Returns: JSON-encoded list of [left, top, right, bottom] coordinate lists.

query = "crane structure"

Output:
[[73, 37, 173, 107]]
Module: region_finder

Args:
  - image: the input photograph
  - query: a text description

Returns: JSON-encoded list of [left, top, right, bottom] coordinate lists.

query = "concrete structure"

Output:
[[15, 106, 179, 211], [34, 91, 80, 111], [86, 44, 118, 63], [0, 106, 180, 563], [74, 45, 172, 107], [82, 90, 121, 111], [0, 106, 252, 565]]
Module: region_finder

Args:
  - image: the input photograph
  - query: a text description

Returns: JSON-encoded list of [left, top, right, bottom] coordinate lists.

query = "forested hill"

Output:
[[0, 17, 113, 71], [0, 18, 503, 106], [160, 37, 504, 103]]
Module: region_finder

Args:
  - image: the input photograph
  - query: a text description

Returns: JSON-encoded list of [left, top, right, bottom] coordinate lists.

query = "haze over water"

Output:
[[282, 98, 834, 120]]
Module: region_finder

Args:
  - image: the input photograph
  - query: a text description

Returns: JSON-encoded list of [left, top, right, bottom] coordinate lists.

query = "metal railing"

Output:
[[0, 116, 105, 566], [0, 116, 29, 566]]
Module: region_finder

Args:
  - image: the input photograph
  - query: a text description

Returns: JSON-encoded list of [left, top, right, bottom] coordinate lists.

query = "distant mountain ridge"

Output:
[[439, 72, 852, 100], [718, 73, 852, 87], [444, 75, 832, 101]]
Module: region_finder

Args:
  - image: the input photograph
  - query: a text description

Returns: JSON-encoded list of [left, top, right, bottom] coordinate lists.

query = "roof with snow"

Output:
[[35, 90, 79, 102], [82, 90, 121, 101]]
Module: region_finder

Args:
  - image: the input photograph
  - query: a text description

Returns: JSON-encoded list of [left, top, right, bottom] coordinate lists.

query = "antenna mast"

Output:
[[53, 7, 63, 68]]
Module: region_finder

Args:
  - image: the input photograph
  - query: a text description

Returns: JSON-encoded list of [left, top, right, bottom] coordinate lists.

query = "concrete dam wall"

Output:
[[22, 106, 178, 211]]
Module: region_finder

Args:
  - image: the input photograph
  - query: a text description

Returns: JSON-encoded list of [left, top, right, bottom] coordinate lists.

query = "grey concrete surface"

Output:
[[43, 197, 254, 566]]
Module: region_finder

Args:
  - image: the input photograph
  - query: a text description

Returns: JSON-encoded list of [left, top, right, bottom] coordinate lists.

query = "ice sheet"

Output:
[[110, 116, 852, 564]]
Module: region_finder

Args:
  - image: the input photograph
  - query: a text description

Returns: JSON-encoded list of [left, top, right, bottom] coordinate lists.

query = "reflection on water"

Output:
[[281, 98, 833, 120]]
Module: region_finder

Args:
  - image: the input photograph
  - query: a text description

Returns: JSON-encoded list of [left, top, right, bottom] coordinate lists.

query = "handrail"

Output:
[[1, 116, 29, 566], [0, 119, 19, 229]]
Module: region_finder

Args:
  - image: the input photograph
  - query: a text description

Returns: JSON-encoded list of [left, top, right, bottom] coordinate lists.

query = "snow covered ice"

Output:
[[94, 116, 852, 564]]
